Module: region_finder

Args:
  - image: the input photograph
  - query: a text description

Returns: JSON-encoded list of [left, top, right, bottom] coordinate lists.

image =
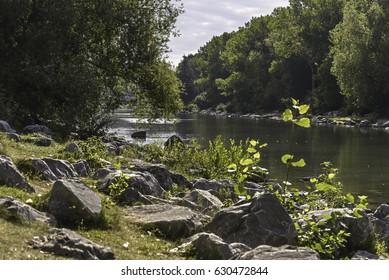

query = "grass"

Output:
[[0, 134, 185, 260]]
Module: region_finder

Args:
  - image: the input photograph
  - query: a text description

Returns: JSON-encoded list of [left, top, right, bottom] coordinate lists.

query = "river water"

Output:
[[110, 109, 389, 208]]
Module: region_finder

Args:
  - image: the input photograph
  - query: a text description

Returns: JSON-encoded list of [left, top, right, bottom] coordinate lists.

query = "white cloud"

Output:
[[167, 0, 289, 66]]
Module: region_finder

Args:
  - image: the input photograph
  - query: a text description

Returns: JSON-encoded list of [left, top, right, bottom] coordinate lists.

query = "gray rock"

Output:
[[27, 136, 52, 147], [164, 134, 185, 148], [29, 228, 115, 260], [97, 170, 165, 199], [351, 250, 387, 260], [131, 160, 174, 191], [0, 155, 34, 193], [5, 133, 21, 142], [183, 232, 251, 260], [373, 204, 389, 220], [308, 208, 372, 250], [359, 119, 372, 127], [182, 189, 223, 216], [206, 192, 296, 248], [192, 178, 237, 200], [381, 121, 389, 128], [23, 124, 54, 137], [48, 180, 102, 225], [64, 142, 82, 153], [370, 216, 389, 248], [30, 158, 79, 181], [0, 120, 16, 133], [234, 245, 320, 260], [126, 204, 206, 239], [171, 172, 193, 190], [0, 196, 56, 225], [92, 168, 117, 180], [72, 160, 90, 177], [105, 142, 119, 155]]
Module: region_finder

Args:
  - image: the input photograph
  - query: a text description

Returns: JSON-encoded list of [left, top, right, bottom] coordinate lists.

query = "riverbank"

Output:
[[1, 119, 389, 260]]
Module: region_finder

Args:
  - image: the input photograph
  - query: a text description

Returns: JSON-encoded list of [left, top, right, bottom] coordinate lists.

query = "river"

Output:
[[110, 109, 389, 208]]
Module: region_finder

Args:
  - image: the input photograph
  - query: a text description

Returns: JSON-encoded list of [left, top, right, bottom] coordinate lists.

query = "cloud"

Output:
[[167, 0, 289, 66]]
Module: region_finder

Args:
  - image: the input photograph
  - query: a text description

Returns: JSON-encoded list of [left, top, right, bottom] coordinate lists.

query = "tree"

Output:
[[0, 0, 183, 135], [176, 55, 200, 105], [331, 0, 389, 115]]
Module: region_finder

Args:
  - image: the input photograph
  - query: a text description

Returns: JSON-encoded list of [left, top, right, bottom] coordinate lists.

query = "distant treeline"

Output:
[[176, 0, 389, 117]]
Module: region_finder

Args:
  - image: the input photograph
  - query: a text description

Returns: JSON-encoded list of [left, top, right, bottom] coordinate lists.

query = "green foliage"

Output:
[[0, 0, 184, 134], [107, 172, 133, 204]]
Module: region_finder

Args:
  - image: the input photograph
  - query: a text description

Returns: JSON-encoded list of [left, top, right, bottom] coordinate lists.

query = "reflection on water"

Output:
[[110, 109, 389, 207]]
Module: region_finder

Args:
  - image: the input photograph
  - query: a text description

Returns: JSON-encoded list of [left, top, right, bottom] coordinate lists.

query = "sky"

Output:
[[167, 0, 289, 66]]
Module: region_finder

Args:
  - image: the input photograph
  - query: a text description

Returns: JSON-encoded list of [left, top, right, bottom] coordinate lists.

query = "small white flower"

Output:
[[122, 242, 129, 249]]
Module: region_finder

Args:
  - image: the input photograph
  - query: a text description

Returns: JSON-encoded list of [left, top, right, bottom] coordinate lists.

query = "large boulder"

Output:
[[29, 228, 115, 260], [0, 155, 34, 193], [72, 160, 90, 177], [0, 120, 16, 133], [48, 180, 102, 225], [126, 204, 207, 239], [373, 204, 389, 220], [370, 216, 389, 248], [23, 124, 54, 137], [181, 189, 223, 216], [0, 196, 56, 225], [181, 232, 251, 260], [234, 245, 320, 260], [130, 160, 174, 191], [30, 158, 79, 181], [206, 192, 296, 248], [24, 136, 52, 147], [351, 250, 387, 260], [308, 208, 373, 250]]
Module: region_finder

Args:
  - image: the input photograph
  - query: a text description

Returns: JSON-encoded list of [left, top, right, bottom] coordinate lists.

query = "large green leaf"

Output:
[[298, 104, 310, 115], [281, 154, 294, 164], [293, 117, 311, 128], [283, 109, 293, 121], [241, 159, 253, 166], [315, 183, 336, 192], [291, 159, 306, 167]]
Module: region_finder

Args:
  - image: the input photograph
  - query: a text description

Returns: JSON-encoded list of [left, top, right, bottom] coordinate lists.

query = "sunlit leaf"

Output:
[[259, 143, 268, 148], [291, 159, 306, 167], [249, 140, 258, 146], [254, 152, 260, 159], [356, 203, 367, 210], [283, 109, 293, 121], [353, 209, 363, 218], [247, 147, 256, 153], [241, 159, 253, 166], [346, 193, 355, 203], [291, 98, 299, 106], [243, 167, 249, 173], [310, 178, 318, 183], [227, 163, 237, 172], [316, 182, 336, 192], [328, 173, 336, 180], [281, 154, 294, 164], [293, 117, 311, 128], [298, 104, 310, 115]]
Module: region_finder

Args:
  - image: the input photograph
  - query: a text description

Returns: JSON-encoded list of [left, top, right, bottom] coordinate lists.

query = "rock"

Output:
[[131, 160, 174, 191], [182, 189, 223, 216], [30, 158, 79, 181], [206, 192, 296, 248], [164, 135, 185, 148], [183, 232, 251, 260], [373, 204, 389, 220], [131, 131, 146, 139], [381, 121, 389, 128], [234, 245, 320, 260], [244, 181, 282, 196], [370, 216, 389, 248], [359, 119, 372, 128], [48, 179, 102, 225], [120, 187, 153, 205], [72, 160, 90, 177], [5, 132, 21, 142], [308, 208, 372, 250], [92, 168, 117, 180], [0, 196, 56, 225], [351, 250, 387, 260], [171, 172, 193, 190], [0, 155, 34, 193], [126, 204, 206, 239], [23, 124, 54, 137], [97, 169, 165, 198], [64, 142, 82, 153], [24, 136, 52, 147], [29, 228, 115, 260], [0, 120, 16, 133], [192, 178, 236, 200]]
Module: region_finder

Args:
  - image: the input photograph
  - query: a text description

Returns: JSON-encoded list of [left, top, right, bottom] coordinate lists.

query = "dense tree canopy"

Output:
[[0, 0, 183, 135], [177, 0, 389, 117]]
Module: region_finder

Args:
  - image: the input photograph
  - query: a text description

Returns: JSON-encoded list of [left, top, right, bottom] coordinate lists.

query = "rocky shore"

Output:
[[1, 119, 389, 260], [191, 109, 389, 131]]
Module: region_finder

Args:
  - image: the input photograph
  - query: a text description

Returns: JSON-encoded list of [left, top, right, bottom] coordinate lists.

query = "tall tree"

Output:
[[0, 0, 183, 134], [331, 0, 389, 115]]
